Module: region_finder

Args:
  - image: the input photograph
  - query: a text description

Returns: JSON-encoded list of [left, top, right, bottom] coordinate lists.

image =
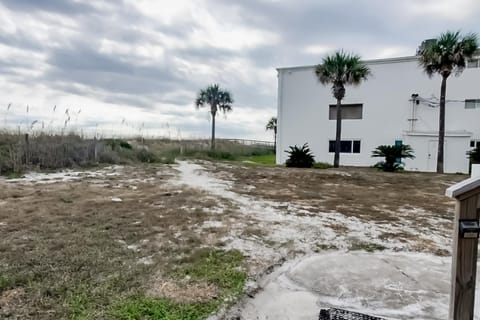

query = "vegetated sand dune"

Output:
[[0, 160, 465, 319]]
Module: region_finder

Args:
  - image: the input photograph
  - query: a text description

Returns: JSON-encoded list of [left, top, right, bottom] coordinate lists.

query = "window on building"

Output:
[[353, 140, 361, 153], [329, 140, 361, 153], [465, 99, 480, 109], [329, 104, 363, 120], [467, 58, 480, 68], [471, 140, 480, 148]]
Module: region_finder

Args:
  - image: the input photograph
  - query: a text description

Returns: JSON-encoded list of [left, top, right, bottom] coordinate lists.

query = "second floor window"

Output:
[[329, 104, 363, 120]]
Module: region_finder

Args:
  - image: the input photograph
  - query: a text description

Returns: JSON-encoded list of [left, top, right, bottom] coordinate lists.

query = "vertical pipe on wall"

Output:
[[276, 70, 283, 165]]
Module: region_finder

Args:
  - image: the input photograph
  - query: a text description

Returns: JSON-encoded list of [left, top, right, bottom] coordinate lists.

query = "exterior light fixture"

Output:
[[411, 93, 419, 105], [459, 220, 480, 239]]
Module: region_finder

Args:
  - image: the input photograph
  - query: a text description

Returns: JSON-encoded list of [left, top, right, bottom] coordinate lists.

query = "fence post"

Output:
[[446, 175, 480, 320]]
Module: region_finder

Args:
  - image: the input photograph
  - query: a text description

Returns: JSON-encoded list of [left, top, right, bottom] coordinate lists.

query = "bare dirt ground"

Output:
[[0, 160, 465, 319], [202, 161, 463, 256]]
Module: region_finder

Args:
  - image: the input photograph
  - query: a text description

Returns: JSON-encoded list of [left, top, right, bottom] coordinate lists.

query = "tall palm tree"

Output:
[[195, 84, 233, 150], [315, 51, 371, 168], [418, 31, 478, 173], [265, 116, 277, 151]]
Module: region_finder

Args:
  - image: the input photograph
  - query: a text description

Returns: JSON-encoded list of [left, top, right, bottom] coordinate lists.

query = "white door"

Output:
[[427, 140, 447, 172], [427, 140, 437, 172]]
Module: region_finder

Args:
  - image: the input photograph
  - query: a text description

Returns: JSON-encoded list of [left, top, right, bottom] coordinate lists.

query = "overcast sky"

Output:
[[0, 0, 478, 140]]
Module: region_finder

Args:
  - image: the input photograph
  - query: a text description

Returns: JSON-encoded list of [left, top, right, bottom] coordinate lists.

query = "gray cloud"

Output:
[[0, 0, 479, 139], [1, 0, 94, 15]]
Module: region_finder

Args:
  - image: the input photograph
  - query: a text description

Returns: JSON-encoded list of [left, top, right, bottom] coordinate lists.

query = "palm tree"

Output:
[[265, 117, 277, 151], [315, 51, 371, 168], [372, 144, 415, 172], [418, 31, 478, 173], [195, 84, 233, 150]]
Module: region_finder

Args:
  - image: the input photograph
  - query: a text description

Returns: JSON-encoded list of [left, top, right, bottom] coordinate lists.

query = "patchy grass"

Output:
[[313, 162, 332, 169], [314, 243, 338, 252], [112, 249, 247, 320], [112, 298, 218, 320], [173, 249, 246, 297], [0, 159, 466, 318], [0, 165, 245, 319], [239, 154, 276, 166], [207, 162, 463, 222], [5, 172, 24, 179], [349, 241, 387, 253]]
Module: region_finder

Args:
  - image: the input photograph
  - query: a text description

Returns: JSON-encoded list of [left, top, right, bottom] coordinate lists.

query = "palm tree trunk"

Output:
[[437, 76, 447, 173], [211, 111, 216, 150], [334, 98, 342, 168], [274, 130, 277, 153]]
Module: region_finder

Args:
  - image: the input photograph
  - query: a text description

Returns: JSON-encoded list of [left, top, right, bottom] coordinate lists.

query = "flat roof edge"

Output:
[[277, 56, 419, 71], [446, 176, 480, 198]]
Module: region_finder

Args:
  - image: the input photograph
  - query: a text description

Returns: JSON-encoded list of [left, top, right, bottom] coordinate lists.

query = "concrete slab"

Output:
[[239, 252, 480, 320]]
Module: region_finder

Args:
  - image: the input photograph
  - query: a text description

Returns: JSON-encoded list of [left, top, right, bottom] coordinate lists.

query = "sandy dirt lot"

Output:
[[0, 160, 465, 319]]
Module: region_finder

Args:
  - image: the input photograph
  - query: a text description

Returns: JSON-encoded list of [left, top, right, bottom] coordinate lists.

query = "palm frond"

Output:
[[315, 50, 371, 97], [266, 117, 277, 131], [194, 83, 234, 113], [418, 30, 479, 77]]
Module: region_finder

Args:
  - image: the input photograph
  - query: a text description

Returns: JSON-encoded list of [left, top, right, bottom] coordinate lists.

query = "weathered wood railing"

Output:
[[446, 165, 480, 320]]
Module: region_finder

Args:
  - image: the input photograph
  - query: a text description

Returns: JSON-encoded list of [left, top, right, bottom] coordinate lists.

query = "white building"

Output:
[[276, 55, 480, 173]]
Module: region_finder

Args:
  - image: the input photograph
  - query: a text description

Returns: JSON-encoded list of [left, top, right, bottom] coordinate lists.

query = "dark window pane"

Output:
[[353, 141, 361, 153], [329, 104, 363, 120], [329, 141, 335, 152], [340, 141, 352, 153], [330, 140, 358, 153], [477, 141, 480, 148], [471, 141, 476, 147], [465, 99, 480, 109]]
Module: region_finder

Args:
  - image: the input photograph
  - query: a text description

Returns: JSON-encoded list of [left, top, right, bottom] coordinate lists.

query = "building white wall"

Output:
[[276, 56, 480, 173]]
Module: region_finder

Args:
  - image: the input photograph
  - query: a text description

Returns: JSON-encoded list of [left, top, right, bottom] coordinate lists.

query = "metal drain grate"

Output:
[[319, 308, 385, 320]]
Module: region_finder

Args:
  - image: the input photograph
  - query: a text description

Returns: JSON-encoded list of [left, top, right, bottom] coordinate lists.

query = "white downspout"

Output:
[[276, 69, 283, 164]]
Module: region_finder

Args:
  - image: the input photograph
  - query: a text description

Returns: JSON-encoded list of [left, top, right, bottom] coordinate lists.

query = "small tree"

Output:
[[315, 50, 371, 168], [195, 84, 233, 150], [265, 117, 277, 151], [285, 143, 315, 168], [372, 145, 415, 172]]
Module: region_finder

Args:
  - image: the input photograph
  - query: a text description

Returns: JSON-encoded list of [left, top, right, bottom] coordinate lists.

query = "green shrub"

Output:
[[372, 144, 415, 172], [285, 143, 315, 168], [136, 148, 158, 163], [373, 161, 405, 172], [468, 146, 480, 164], [104, 139, 132, 150], [119, 140, 133, 150]]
